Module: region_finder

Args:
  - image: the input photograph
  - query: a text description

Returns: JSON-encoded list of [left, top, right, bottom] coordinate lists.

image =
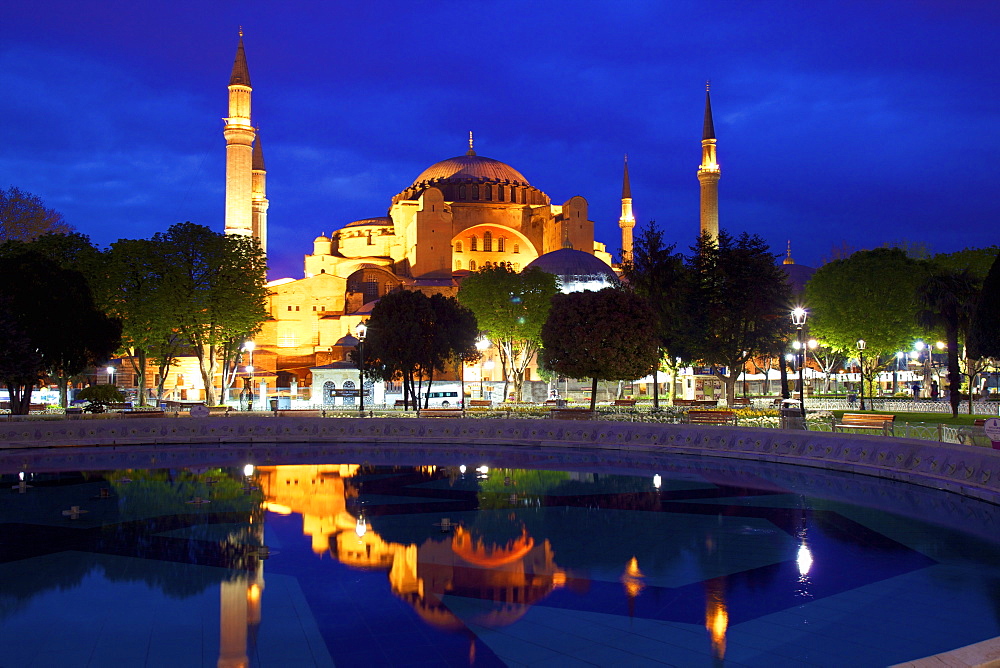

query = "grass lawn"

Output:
[[830, 410, 995, 426]]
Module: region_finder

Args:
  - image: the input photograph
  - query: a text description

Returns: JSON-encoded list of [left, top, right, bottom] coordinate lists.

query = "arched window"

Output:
[[471, 185, 479, 200], [455, 260, 462, 270], [483, 231, 493, 252], [498, 186, 505, 202], [513, 243, 520, 254], [497, 237, 506, 252], [459, 185, 466, 199], [513, 263, 520, 271], [484, 185, 492, 201], [322, 381, 335, 405], [342, 380, 356, 406], [470, 236, 478, 251], [455, 240, 463, 253], [469, 260, 477, 271]]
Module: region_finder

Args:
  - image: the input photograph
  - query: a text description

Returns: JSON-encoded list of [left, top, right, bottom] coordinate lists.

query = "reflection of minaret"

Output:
[[619, 155, 635, 262], [705, 577, 728, 666], [697, 83, 720, 240], [218, 579, 250, 668], [251, 132, 269, 255], [224, 30, 256, 242]]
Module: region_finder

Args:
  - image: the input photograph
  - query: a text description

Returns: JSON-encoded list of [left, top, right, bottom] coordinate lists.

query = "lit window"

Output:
[[513, 263, 520, 271], [455, 240, 463, 253], [455, 260, 462, 270], [470, 260, 477, 271], [498, 237, 505, 252], [470, 236, 478, 251], [484, 231, 492, 252], [513, 243, 520, 254]]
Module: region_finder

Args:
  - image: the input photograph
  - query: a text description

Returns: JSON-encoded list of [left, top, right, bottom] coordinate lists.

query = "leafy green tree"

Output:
[[917, 269, 981, 416], [806, 248, 927, 397], [621, 221, 687, 407], [969, 253, 1000, 361], [103, 238, 184, 405], [681, 231, 793, 406], [156, 223, 268, 406], [362, 290, 478, 408], [0, 186, 72, 242], [541, 288, 659, 411], [0, 251, 121, 412], [458, 264, 558, 402], [76, 384, 127, 412], [931, 246, 999, 281]]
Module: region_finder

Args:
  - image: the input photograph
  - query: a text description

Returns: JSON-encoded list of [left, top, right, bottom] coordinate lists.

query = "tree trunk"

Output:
[[779, 356, 790, 400], [652, 365, 659, 410], [589, 377, 598, 411], [948, 329, 961, 418]]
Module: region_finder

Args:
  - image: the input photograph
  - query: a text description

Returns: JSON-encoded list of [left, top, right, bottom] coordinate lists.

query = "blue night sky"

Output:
[[1, 1, 997, 279]]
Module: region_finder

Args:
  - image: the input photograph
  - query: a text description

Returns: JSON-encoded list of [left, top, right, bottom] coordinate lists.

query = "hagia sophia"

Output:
[[211, 33, 750, 404]]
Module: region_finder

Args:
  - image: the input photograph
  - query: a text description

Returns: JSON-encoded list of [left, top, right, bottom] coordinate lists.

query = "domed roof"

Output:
[[411, 154, 529, 187], [524, 249, 618, 293]]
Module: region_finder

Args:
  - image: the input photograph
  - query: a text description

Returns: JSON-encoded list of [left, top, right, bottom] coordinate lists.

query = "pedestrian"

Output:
[[982, 385, 991, 402], [930, 381, 939, 401], [911, 382, 920, 399]]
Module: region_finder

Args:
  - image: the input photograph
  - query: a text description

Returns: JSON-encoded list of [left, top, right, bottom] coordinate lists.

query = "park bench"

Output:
[[684, 410, 737, 426], [273, 409, 326, 418], [467, 400, 492, 408], [613, 399, 637, 407], [674, 399, 719, 407], [417, 408, 464, 418], [832, 413, 895, 435], [123, 410, 165, 418], [106, 403, 132, 412], [394, 400, 416, 409], [549, 408, 595, 420], [730, 397, 751, 407]]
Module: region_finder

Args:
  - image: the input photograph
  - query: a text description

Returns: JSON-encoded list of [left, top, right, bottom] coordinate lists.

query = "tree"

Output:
[[361, 290, 478, 408], [0, 186, 72, 242], [621, 221, 687, 407], [806, 248, 927, 398], [541, 288, 660, 411], [0, 251, 121, 413], [458, 264, 559, 402], [680, 231, 793, 406], [917, 269, 981, 416], [969, 253, 1000, 360], [102, 238, 184, 405], [157, 223, 268, 406]]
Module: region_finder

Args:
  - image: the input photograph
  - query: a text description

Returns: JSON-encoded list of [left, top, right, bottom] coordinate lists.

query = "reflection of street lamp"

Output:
[[894, 351, 904, 395], [476, 337, 490, 398], [483, 359, 495, 400], [857, 339, 867, 410], [106, 365, 116, 387], [791, 308, 807, 417], [243, 341, 255, 378], [355, 322, 367, 413]]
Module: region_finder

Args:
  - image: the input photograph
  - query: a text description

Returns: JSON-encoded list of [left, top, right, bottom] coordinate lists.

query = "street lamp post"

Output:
[[857, 339, 867, 411], [791, 308, 808, 418], [894, 351, 904, 395], [106, 365, 116, 387], [355, 322, 367, 413], [475, 337, 490, 399]]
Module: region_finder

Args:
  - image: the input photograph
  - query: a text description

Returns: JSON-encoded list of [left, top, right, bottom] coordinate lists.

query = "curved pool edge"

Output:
[[2, 416, 998, 506]]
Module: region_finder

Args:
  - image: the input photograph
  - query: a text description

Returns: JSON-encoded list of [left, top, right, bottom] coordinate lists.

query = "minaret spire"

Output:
[[697, 83, 720, 240], [224, 30, 257, 243], [251, 131, 269, 254], [466, 130, 476, 156], [783, 240, 795, 265], [619, 154, 635, 262]]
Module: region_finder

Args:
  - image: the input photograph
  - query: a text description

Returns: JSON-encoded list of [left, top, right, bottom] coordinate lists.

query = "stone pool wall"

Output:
[[0, 416, 998, 504]]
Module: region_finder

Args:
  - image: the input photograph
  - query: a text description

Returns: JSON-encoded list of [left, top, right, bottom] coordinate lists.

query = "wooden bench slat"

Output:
[[417, 408, 464, 418], [833, 413, 895, 434], [685, 410, 737, 425]]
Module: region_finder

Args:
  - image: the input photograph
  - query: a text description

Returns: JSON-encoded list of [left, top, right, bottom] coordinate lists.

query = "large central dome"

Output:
[[411, 153, 530, 187]]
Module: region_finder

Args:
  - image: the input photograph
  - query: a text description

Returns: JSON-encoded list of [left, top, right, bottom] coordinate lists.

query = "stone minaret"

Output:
[[251, 132, 268, 254], [224, 31, 256, 240], [618, 155, 635, 262], [697, 84, 720, 240]]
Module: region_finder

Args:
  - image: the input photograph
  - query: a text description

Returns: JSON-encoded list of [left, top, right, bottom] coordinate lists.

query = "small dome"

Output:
[[411, 155, 529, 187], [313, 235, 330, 242], [524, 249, 618, 293]]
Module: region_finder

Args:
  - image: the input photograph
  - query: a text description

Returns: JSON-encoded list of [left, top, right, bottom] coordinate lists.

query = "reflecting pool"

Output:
[[2, 444, 1000, 667]]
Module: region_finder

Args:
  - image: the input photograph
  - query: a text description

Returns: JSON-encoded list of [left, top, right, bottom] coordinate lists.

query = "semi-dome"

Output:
[[344, 216, 392, 228], [411, 154, 530, 187], [524, 248, 619, 293]]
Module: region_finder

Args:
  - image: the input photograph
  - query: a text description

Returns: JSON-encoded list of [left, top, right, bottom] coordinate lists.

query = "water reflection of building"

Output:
[[256, 465, 566, 629]]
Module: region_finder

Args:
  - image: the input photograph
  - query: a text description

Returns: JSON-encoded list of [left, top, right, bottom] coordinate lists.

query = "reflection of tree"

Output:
[[0, 467, 264, 619]]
